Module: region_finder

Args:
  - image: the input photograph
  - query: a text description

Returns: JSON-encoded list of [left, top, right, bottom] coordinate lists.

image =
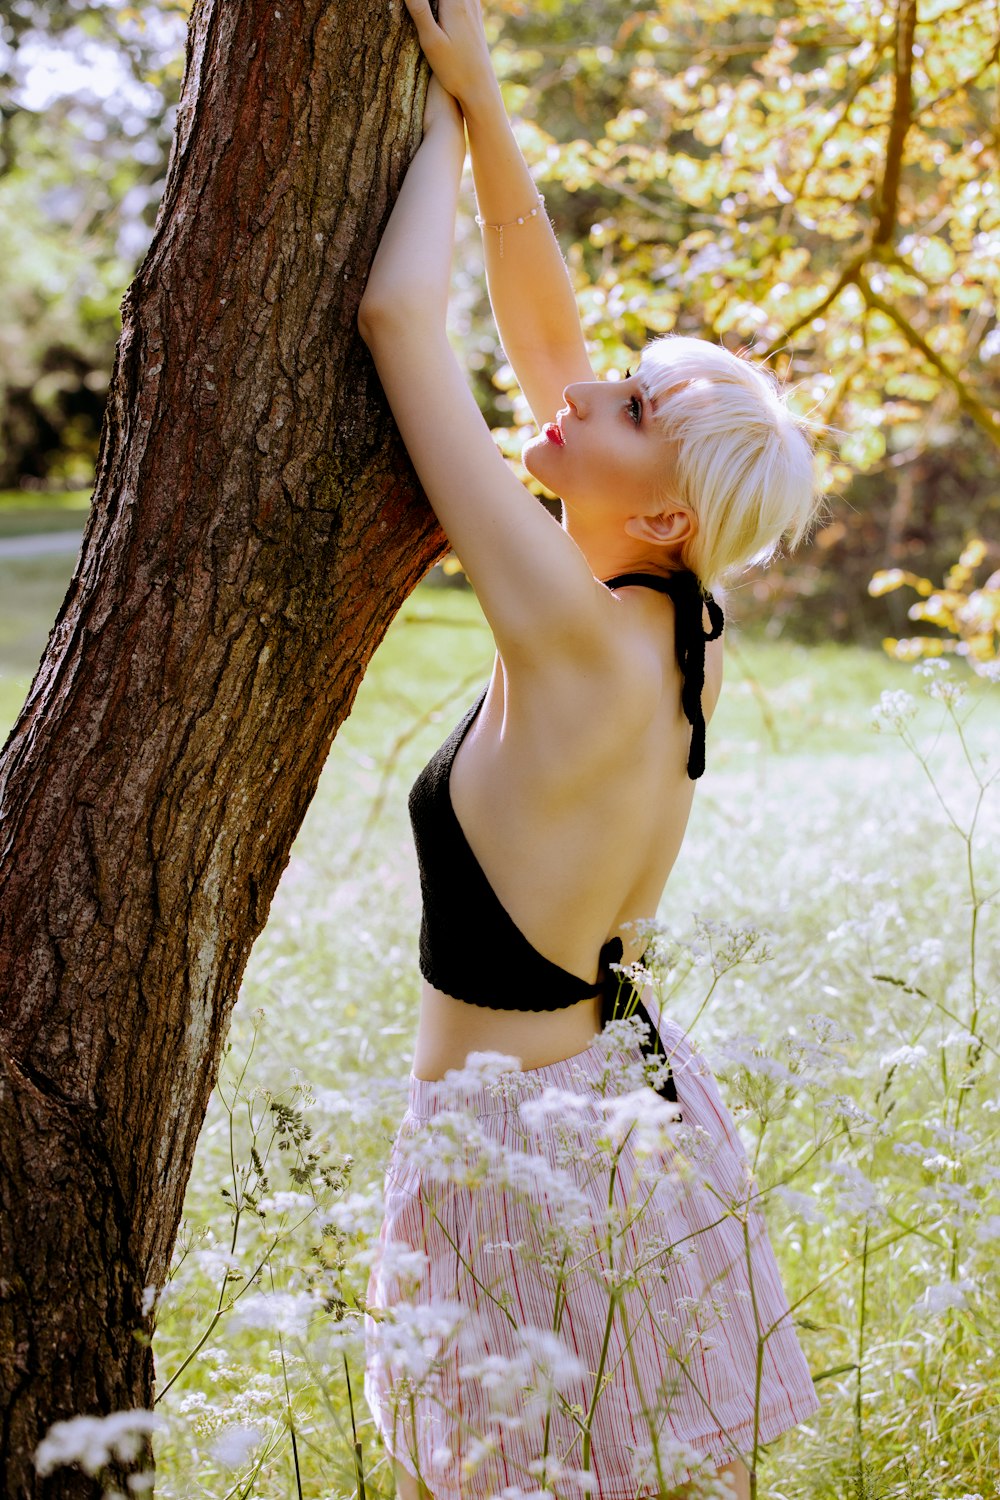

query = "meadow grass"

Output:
[[144, 589, 998, 1500], [4, 574, 997, 1499]]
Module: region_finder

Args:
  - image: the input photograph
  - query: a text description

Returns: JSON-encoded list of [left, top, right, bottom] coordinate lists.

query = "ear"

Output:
[[624, 506, 697, 547]]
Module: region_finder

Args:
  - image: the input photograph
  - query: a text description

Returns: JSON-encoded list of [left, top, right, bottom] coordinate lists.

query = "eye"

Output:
[[626, 392, 642, 425]]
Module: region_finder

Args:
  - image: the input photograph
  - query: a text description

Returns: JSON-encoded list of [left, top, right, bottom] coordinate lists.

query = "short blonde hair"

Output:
[[637, 336, 822, 593]]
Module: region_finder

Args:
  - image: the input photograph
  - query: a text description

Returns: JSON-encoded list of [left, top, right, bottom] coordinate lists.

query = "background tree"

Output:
[[485, 0, 999, 634], [0, 1, 443, 1493], [3, 0, 996, 641], [0, 0, 185, 488]]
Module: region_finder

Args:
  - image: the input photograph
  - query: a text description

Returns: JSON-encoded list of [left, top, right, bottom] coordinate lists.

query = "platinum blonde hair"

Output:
[[636, 335, 823, 593]]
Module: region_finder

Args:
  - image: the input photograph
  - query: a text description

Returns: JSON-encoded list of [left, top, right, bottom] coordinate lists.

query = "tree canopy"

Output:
[[2, 0, 997, 637]]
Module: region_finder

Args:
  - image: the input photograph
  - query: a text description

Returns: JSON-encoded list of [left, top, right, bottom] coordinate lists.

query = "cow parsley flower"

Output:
[[35, 1410, 164, 1478], [880, 1043, 928, 1069], [208, 1424, 263, 1468], [230, 1290, 320, 1337], [921, 1278, 975, 1313]]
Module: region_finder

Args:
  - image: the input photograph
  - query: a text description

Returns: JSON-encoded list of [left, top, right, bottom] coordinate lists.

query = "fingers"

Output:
[[399, 0, 440, 48]]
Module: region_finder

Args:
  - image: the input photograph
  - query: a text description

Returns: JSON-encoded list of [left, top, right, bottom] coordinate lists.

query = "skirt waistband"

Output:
[[406, 989, 678, 1120], [406, 1031, 646, 1118]]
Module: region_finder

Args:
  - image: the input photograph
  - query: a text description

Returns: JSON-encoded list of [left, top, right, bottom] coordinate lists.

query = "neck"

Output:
[[562, 508, 684, 582]]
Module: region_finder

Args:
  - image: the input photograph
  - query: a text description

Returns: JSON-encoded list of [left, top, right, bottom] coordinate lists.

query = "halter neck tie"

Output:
[[601, 568, 724, 780]]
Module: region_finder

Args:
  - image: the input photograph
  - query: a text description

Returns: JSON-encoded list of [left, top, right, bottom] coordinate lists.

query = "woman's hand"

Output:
[[400, 0, 497, 109], [422, 74, 464, 138]]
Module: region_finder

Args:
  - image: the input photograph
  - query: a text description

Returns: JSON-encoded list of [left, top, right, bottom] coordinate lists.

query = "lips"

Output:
[[543, 422, 565, 447]]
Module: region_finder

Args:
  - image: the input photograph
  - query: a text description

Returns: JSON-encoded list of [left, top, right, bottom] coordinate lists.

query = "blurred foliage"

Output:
[[1, 0, 997, 640], [0, 0, 187, 486], [870, 536, 1000, 673]]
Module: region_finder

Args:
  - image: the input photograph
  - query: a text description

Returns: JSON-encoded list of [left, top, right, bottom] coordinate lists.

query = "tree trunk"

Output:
[[0, 3, 443, 1493]]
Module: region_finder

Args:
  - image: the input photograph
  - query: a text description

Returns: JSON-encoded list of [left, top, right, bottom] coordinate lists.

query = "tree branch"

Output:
[[857, 272, 1000, 447], [872, 0, 918, 246], [917, 33, 1000, 119], [760, 256, 864, 353]]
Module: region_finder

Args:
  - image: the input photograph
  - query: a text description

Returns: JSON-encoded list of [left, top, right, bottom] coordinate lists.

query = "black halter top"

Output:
[[408, 568, 725, 1112]]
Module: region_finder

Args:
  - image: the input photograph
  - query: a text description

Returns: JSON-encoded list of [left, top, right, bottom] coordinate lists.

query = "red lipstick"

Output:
[[543, 422, 565, 446]]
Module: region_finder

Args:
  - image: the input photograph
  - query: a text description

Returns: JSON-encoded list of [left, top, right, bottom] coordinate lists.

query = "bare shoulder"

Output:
[[505, 589, 670, 755]]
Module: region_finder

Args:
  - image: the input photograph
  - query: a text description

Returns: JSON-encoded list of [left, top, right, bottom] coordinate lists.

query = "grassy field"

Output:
[[2, 538, 997, 1499]]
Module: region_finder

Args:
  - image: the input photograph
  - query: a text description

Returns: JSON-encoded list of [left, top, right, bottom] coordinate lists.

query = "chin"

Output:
[[521, 430, 545, 470]]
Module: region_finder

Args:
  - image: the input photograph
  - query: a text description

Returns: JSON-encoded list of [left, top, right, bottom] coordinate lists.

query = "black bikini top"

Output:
[[407, 568, 724, 1109]]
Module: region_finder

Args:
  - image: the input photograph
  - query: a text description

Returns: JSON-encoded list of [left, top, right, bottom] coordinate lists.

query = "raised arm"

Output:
[[357, 80, 626, 675], [401, 0, 595, 426]]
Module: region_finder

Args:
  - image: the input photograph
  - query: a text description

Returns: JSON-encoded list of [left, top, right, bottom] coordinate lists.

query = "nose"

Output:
[[562, 384, 586, 415]]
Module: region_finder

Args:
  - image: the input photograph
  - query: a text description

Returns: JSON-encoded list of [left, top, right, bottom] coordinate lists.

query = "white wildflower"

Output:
[[192, 1247, 242, 1278], [444, 1051, 522, 1088], [975, 1216, 1000, 1242], [806, 1012, 855, 1046], [880, 1043, 928, 1069], [713, 1034, 796, 1085], [827, 1162, 886, 1225], [921, 1278, 974, 1313], [371, 1300, 465, 1383], [926, 675, 968, 705], [595, 1013, 652, 1053], [893, 1139, 928, 1159], [870, 689, 918, 731], [820, 1094, 877, 1125], [461, 1325, 584, 1425], [376, 1239, 429, 1285], [630, 1433, 731, 1490], [912, 658, 952, 677], [462, 1434, 498, 1472], [929, 1122, 976, 1150], [772, 1184, 827, 1226], [527, 1456, 596, 1489], [35, 1411, 164, 1478], [321, 1188, 383, 1234], [942, 1027, 978, 1049], [257, 1190, 314, 1215], [313, 1318, 366, 1357], [398, 1111, 490, 1186], [208, 1424, 263, 1468], [230, 1290, 319, 1337], [921, 1154, 960, 1174], [488, 1487, 553, 1500], [599, 1088, 682, 1151], [906, 938, 944, 966], [517, 1087, 593, 1130]]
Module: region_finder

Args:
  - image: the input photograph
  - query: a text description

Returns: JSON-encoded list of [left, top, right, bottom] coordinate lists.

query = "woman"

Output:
[[358, 3, 821, 1496]]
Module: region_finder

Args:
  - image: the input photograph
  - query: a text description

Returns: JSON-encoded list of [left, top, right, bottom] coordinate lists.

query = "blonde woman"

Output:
[[358, 3, 821, 1496]]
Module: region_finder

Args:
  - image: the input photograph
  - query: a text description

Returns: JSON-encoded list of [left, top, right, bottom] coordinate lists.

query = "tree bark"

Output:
[[0, 2, 443, 1493]]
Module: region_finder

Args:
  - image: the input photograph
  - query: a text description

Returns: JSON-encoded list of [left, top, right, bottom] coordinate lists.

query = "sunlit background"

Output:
[[3, 3, 999, 1497]]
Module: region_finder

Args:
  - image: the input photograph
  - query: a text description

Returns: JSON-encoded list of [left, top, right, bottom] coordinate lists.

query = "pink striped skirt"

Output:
[[364, 999, 819, 1498]]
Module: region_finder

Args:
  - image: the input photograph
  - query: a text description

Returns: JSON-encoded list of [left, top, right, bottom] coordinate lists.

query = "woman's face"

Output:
[[522, 370, 674, 524]]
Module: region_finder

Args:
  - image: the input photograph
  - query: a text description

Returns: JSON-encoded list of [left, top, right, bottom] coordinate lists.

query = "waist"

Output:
[[411, 980, 604, 1082]]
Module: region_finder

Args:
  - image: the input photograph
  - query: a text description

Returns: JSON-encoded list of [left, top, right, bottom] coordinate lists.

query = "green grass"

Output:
[[0, 487, 91, 510], [2, 557, 997, 1498], [151, 593, 997, 1500], [0, 489, 91, 547]]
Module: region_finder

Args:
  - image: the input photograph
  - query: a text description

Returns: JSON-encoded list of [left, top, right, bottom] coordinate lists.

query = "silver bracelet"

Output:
[[474, 194, 546, 258]]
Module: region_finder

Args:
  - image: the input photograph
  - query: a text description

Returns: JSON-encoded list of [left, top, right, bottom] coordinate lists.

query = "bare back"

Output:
[[412, 587, 724, 1079]]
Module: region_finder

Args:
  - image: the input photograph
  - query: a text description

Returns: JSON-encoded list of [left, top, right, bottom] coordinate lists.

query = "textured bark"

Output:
[[0, 2, 443, 1493]]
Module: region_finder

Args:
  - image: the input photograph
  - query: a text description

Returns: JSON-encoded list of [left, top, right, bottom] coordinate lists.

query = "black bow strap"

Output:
[[669, 569, 724, 780]]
